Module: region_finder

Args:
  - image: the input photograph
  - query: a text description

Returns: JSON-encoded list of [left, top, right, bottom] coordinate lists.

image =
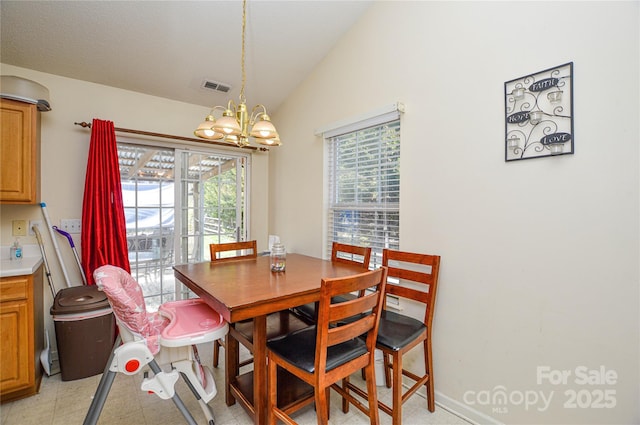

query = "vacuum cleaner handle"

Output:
[[53, 225, 88, 285], [53, 226, 76, 247]]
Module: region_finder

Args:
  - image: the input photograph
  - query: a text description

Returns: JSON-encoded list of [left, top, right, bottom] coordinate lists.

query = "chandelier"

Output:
[[194, 0, 281, 147]]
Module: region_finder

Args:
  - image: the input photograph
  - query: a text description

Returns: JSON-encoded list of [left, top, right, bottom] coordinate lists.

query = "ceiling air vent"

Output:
[[202, 79, 231, 93]]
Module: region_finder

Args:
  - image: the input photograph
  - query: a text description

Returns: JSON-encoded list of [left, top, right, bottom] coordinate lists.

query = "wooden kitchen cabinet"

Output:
[[0, 98, 41, 204], [0, 266, 43, 402]]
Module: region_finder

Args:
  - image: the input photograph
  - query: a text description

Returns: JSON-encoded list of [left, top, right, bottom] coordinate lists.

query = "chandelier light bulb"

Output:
[[250, 114, 277, 139], [194, 114, 224, 140], [213, 113, 242, 136]]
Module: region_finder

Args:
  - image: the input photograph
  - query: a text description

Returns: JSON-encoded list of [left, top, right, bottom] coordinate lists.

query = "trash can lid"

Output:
[[51, 285, 110, 315]]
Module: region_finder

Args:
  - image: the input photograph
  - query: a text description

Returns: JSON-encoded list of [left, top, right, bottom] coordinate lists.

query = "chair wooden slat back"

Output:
[[331, 242, 372, 269], [382, 249, 440, 325], [316, 268, 387, 373], [210, 240, 257, 262]]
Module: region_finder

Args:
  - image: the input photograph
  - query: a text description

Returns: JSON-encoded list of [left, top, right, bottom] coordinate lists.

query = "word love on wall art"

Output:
[[504, 62, 573, 161]]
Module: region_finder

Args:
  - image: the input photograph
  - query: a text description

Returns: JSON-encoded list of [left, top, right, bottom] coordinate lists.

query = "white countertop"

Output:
[[0, 245, 43, 277]]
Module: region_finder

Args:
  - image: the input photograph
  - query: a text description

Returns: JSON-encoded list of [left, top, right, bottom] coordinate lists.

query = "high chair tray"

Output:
[[159, 299, 228, 347]]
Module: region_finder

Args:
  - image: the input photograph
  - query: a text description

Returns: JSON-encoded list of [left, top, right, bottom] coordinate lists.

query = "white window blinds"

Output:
[[326, 119, 400, 268]]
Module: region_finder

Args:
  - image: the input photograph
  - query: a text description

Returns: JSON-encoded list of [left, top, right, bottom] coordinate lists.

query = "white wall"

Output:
[[269, 1, 639, 424], [0, 64, 271, 364]]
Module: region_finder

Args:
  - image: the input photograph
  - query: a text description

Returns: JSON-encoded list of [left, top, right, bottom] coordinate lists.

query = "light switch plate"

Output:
[[60, 219, 82, 234]]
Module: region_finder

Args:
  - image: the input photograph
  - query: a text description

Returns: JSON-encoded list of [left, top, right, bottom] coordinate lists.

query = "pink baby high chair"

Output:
[[83, 265, 228, 425]]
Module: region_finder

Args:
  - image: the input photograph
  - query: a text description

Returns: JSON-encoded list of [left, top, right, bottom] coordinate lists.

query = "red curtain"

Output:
[[81, 119, 130, 285]]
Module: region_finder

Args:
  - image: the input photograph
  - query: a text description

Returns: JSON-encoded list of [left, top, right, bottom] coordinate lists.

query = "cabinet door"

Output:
[[0, 99, 40, 203], [0, 300, 32, 393]]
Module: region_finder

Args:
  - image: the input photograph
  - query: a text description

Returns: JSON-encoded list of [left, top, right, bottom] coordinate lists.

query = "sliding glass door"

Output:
[[176, 149, 248, 264], [118, 142, 249, 310]]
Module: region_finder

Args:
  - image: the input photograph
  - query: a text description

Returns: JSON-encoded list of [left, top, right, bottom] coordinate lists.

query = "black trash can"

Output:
[[51, 285, 116, 381]]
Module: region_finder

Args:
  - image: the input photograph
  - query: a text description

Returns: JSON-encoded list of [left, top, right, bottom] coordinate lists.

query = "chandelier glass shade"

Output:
[[194, 0, 281, 147]]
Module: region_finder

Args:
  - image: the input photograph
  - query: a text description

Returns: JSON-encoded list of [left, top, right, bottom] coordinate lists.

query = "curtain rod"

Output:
[[73, 121, 265, 151]]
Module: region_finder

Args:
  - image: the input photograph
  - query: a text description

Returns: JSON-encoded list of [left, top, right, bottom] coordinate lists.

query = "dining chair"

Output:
[[267, 267, 388, 425], [341, 249, 441, 425], [291, 242, 372, 324], [210, 241, 309, 369], [210, 240, 257, 369], [85, 265, 228, 425]]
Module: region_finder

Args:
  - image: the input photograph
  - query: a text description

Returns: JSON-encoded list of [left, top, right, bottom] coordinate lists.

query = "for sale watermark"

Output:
[[463, 365, 617, 414]]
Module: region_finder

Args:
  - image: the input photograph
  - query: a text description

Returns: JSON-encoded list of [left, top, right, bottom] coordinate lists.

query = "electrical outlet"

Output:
[[60, 219, 82, 234], [29, 220, 43, 235], [71, 219, 81, 233], [12, 220, 27, 236]]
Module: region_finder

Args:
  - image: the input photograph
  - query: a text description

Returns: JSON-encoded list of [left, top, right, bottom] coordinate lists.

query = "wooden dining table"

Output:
[[173, 253, 366, 425]]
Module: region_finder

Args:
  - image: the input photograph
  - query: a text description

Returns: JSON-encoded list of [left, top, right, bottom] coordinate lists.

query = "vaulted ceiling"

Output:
[[1, 1, 372, 112]]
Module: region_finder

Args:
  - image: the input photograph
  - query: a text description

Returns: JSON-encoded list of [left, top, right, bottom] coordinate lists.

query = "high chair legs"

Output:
[[84, 336, 121, 425], [83, 336, 214, 425], [145, 360, 202, 425]]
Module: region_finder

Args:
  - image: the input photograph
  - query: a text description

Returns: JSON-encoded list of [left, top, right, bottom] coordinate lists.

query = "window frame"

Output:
[[322, 109, 401, 269]]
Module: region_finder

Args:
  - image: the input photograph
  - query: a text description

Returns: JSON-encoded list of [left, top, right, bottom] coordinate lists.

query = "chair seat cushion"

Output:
[[267, 326, 368, 373], [291, 294, 356, 324], [376, 310, 426, 351], [234, 311, 311, 343], [290, 303, 316, 324]]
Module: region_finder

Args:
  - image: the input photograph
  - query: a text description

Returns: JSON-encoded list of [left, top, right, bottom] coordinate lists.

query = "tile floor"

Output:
[[1, 343, 470, 425]]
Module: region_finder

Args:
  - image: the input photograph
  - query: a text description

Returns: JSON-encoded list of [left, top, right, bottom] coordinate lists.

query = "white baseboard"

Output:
[[435, 391, 503, 425], [396, 377, 501, 425]]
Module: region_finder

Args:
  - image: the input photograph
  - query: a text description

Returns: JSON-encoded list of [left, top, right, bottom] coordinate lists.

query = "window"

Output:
[[118, 141, 249, 310], [326, 118, 400, 268]]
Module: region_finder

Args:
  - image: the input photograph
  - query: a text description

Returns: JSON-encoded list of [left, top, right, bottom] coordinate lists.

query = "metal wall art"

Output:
[[505, 62, 573, 161]]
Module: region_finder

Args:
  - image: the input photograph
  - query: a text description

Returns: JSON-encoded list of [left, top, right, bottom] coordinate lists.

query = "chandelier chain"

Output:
[[240, 0, 247, 104], [193, 0, 280, 147]]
